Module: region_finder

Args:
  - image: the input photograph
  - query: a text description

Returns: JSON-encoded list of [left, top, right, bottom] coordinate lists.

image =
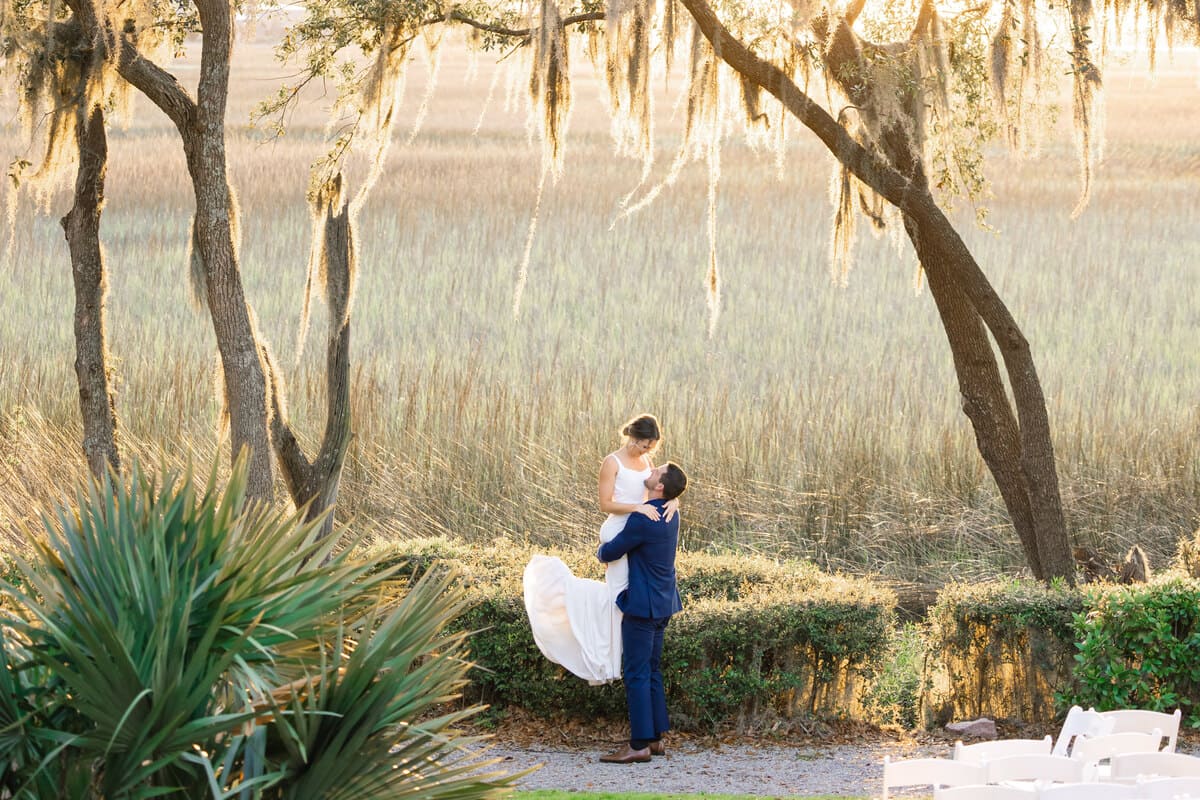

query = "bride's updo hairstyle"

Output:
[[621, 414, 661, 445]]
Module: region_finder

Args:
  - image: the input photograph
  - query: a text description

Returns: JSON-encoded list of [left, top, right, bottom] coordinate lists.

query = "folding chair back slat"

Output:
[[953, 736, 1053, 765], [882, 757, 984, 800], [933, 785, 1030, 800], [984, 754, 1084, 784], [1038, 783, 1138, 800], [1101, 708, 1182, 752], [1111, 751, 1200, 780], [1070, 730, 1161, 764], [1138, 775, 1200, 800], [1053, 705, 1115, 757]]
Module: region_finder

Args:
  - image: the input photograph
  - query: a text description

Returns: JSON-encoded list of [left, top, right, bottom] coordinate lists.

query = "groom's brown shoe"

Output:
[[599, 745, 651, 764], [648, 741, 665, 756]]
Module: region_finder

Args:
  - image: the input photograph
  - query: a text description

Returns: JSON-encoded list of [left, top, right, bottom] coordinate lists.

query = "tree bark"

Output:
[[61, 101, 120, 478], [906, 193, 1075, 581], [268, 177, 355, 540], [676, 0, 1075, 583], [900, 210, 1046, 578], [109, 0, 273, 501], [181, 0, 274, 502], [80, 0, 354, 513]]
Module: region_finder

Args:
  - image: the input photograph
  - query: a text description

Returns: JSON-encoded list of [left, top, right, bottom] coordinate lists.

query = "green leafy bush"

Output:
[[863, 623, 926, 729], [1067, 577, 1200, 723], [367, 538, 897, 730], [0, 462, 513, 799]]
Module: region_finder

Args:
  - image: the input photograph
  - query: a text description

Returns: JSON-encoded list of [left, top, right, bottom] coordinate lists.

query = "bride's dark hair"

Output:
[[621, 414, 660, 442]]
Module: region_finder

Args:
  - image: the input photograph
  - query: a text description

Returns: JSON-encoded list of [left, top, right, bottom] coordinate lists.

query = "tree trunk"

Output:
[[866, 111, 1064, 581], [109, 2, 348, 512], [905, 194, 1075, 582], [901, 211, 1047, 578], [676, 0, 1075, 583], [180, 0, 273, 502], [61, 102, 120, 478], [268, 176, 355, 540]]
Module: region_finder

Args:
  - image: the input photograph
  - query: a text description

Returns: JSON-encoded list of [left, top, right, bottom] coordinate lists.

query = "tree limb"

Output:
[[678, 0, 1072, 581], [844, 0, 867, 27], [910, 0, 936, 43], [678, 0, 915, 209], [115, 36, 198, 133], [440, 9, 605, 43], [59, 0, 198, 140]]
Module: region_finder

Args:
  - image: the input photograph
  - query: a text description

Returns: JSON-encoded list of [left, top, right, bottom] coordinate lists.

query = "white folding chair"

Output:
[[1101, 708, 1182, 752], [1053, 705, 1115, 756], [1071, 730, 1162, 764], [881, 756, 984, 800], [934, 785, 1032, 800], [1038, 783, 1138, 800], [1137, 776, 1200, 799], [954, 737, 1053, 765], [985, 754, 1085, 785], [1111, 751, 1200, 780]]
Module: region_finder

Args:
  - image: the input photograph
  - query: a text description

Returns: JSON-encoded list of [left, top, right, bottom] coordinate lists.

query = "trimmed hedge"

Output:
[[922, 579, 1082, 725], [923, 576, 1200, 727], [370, 540, 1200, 729], [361, 538, 897, 730]]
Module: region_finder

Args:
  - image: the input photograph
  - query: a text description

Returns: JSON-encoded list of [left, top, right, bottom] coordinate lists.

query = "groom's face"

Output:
[[643, 465, 667, 493]]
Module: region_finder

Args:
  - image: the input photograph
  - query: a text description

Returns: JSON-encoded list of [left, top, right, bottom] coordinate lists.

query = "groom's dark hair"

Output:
[[660, 462, 688, 501]]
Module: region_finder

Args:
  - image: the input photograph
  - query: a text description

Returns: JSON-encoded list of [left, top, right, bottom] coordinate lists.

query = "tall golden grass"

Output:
[[1, 38, 1197, 581]]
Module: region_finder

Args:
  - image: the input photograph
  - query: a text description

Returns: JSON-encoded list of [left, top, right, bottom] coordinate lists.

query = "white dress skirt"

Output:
[[523, 457, 649, 684]]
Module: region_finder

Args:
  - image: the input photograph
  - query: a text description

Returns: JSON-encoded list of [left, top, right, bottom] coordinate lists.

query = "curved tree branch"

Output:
[[678, 0, 918, 208], [114, 37, 199, 132], [446, 9, 604, 38], [678, 0, 1072, 581], [62, 0, 199, 154], [844, 0, 867, 27], [441, 9, 605, 42], [910, 0, 937, 43], [267, 176, 355, 540]]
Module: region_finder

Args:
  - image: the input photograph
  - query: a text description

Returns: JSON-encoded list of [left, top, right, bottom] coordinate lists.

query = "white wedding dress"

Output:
[[523, 456, 649, 684]]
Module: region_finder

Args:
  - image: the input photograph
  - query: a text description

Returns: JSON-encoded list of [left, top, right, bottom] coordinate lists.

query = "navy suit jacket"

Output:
[[597, 499, 684, 620]]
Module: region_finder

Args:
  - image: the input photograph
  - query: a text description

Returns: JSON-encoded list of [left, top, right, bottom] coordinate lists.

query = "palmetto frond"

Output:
[[0, 457, 513, 799]]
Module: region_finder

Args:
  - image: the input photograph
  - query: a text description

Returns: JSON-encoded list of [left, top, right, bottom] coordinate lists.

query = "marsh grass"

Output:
[[1, 38, 1197, 581]]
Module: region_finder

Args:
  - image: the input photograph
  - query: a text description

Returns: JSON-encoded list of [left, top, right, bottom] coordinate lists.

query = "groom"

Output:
[[596, 462, 689, 764]]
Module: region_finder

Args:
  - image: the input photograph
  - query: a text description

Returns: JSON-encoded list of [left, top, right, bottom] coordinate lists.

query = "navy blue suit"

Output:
[[597, 498, 682, 746]]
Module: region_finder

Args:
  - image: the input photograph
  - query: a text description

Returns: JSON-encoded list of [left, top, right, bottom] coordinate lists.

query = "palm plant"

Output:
[[0, 457, 515, 799]]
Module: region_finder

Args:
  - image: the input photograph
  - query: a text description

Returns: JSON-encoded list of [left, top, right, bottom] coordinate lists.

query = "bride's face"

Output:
[[627, 438, 658, 457]]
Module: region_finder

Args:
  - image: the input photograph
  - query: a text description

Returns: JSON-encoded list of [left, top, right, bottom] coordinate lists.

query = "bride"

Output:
[[523, 414, 677, 684]]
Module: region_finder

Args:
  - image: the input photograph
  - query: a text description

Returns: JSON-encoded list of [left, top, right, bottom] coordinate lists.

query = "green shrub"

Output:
[[457, 587, 628, 720], [674, 553, 821, 600], [1066, 577, 1200, 724], [863, 623, 926, 729], [664, 590, 893, 728], [0, 462, 514, 799], [369, 538, 897, 730], [922, 580, 1083, 724]]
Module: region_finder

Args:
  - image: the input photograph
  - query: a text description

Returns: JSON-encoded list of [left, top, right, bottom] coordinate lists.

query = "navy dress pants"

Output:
[[621, 613, 670, 744]]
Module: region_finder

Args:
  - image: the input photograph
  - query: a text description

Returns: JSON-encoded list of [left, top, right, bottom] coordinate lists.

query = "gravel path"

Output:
[[488, 738, 946, 797]]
